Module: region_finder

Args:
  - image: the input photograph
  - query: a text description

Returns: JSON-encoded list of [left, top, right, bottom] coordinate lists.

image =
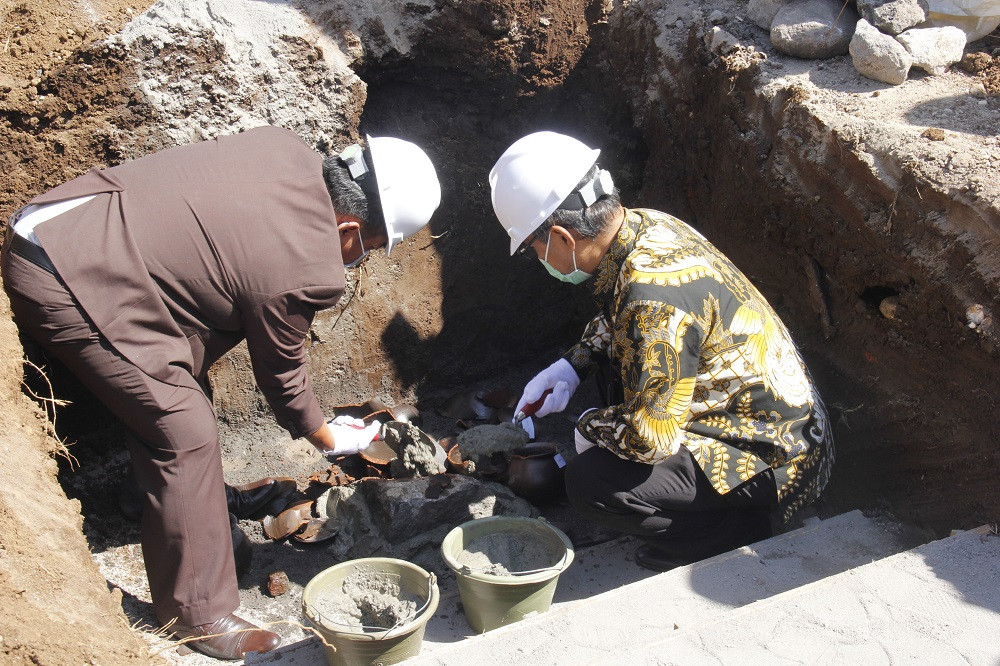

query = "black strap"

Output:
[[8, 233, 57, 275]]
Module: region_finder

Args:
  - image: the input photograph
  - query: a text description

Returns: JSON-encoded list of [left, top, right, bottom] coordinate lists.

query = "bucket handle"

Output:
[[304, 572, 437, 641], [459, 563, 565, 576]]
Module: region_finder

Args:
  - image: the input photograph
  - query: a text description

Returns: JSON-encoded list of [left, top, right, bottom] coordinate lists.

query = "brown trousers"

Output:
[[1, 244, 238, 627]]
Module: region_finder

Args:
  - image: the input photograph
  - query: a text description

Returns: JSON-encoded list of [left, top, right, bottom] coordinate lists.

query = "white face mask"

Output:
[[540, 234, 592, 285], [344, 228, 369, 269]]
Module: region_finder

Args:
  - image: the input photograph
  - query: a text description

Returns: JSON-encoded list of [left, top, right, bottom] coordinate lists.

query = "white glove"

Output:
[[516, 358, 581, 419], [575, 408, 598, 455], [326, 417, 381, 456]]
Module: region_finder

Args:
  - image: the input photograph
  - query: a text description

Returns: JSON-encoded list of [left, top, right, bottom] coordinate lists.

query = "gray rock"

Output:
[[771, 0, 860, 59], [896, 26, 967, 74], [748, 0, 789, 30], [706, 26, 742, 55], [323, 476, 536, 572], [856, 0, 929, 35], [850, 18, 913, 84]]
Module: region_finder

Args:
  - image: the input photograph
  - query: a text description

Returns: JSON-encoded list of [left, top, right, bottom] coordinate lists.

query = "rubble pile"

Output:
[[746, 0, 997, 84]]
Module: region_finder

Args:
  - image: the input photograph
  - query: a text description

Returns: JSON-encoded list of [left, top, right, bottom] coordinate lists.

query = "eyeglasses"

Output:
[[515, 224, 550, 258]]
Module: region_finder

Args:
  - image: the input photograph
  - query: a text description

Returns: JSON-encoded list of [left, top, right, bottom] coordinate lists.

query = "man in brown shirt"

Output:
[[1, 126, 441, 659]]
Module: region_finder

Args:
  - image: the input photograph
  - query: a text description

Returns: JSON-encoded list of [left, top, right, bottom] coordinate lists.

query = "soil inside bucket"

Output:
[[455, 531, 562, 576], [311, 569, 421, 632]]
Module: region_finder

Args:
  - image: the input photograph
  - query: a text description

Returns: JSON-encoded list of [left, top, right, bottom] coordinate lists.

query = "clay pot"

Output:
[[506, 444, 565, 504], [446, 442, 475, 476]]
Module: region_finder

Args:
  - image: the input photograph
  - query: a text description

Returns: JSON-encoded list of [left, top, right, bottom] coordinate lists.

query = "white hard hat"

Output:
[[367, 136, 442, 256], [489, 131, 600, 255]]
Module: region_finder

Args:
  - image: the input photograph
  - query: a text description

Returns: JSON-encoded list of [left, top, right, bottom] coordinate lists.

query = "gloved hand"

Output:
[[516, 358, 581, 419], [325, 416, 381, 456], [575, 408, 598, 455]]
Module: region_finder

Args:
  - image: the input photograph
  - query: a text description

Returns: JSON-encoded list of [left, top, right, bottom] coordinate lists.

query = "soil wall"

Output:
[[602, 0, 999, 532]]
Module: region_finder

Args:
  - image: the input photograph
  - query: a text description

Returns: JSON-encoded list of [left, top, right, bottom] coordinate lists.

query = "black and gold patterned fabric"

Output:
[[567, 209, 834, 521]]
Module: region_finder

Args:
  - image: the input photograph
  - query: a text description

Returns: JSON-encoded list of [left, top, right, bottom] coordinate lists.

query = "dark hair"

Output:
[[321, 154, 385, 237], [546, 165, 621, 238]]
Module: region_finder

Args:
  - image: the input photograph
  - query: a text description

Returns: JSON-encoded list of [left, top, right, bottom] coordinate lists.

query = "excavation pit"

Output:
[[0, 0, 997, 662]]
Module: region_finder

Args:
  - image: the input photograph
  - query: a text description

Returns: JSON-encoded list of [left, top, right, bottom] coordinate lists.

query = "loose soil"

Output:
[[455, 532, 563, 576], [457, 423, 531, 458], [310, 569, 420, 631]]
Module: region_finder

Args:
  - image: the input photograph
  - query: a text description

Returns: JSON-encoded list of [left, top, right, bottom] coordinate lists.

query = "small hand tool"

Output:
[[512, 388, 554, 427]]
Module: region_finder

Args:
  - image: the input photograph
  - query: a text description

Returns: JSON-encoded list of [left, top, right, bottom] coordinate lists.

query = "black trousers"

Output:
[[565, 445, 777, 562]]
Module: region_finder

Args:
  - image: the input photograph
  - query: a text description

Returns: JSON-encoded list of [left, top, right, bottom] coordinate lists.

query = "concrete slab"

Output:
[[408, 510, 916, 665], [248, 510, 918, 665], [602, 526, 1000, 665]]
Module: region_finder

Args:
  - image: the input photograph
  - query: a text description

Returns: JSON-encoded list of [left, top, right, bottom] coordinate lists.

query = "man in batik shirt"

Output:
[[490, 131, 833, 570]]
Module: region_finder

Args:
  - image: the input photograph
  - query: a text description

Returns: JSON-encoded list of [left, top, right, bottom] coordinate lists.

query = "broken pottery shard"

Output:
[[770, 0, 859, 59], [293, 518, 338, 544], [748, 0, 789, 30], [456, 423, 530, 459], [856, 0, 928, 35], [896, 26, 966, 75], [267, 571, 290, 597], [850, 19, 912, 85], [261, 499, 313, 540]]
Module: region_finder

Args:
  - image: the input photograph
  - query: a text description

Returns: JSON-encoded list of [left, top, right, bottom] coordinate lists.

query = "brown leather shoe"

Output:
[[170, 613, 280, 660]]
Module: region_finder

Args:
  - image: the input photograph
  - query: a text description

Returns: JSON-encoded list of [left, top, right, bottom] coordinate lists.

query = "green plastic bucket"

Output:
[[301, 557, 439, 666], [440, 516, 574, 633]]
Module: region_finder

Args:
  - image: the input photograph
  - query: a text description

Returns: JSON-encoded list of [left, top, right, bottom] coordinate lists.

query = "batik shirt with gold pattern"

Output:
[[566, 209, 834, 521]]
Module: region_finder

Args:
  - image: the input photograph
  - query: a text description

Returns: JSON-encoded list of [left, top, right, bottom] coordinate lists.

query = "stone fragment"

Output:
[[771, 0, 859, 59], [326, 475, 535, 566], [706, 27, 741, 55], [850, 19, 913, 85], [896, 26, 966, 75], [969, 82, 988, 98], [748, 0, 789, 30], [267, 571, 290, 597], [856, 0, 928, 35]]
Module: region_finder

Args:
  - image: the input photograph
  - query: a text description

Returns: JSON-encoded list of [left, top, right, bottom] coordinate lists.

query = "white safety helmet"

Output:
[[489, 131, 610, 256], [345, 136, 441, 256]]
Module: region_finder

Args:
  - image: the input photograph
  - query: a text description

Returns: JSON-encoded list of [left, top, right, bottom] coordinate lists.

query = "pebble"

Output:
[[969, 82, 988, 99], [850, 19, 912, 85], [896, 26, 966, 75], [267, 570, 290, 596], [856, 0, 928, 35], [771, 0, 858, 59]]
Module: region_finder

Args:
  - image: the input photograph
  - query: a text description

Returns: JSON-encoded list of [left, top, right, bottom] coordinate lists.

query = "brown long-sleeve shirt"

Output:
[[25, 126, 345, 437]]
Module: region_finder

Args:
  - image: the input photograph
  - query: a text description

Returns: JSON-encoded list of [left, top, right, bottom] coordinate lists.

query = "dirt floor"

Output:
[[1, 0, 999, 663]]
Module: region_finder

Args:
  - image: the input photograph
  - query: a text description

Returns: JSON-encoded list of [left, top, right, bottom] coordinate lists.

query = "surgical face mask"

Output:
[[540, 234, 592, 285], [344, 228, 369, 269]]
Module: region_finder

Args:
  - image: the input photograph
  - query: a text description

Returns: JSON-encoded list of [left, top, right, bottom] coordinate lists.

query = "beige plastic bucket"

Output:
[[302, 557, 439, 666], [440, 516, 574, 633]]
